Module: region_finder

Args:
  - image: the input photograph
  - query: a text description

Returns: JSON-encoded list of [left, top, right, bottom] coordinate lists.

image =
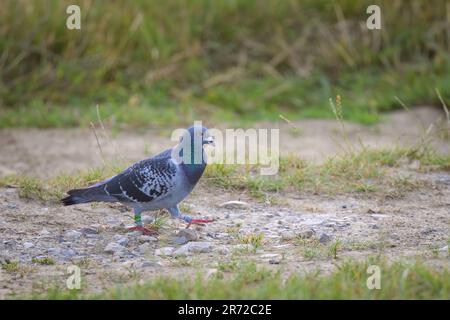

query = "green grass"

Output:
[[1, 0, 450, 128], [2, 147, 448, 203], [32, 257, 55, 266], [0, 163, 126, 202], [32, 260, 450, 299], [1, 261, 20, 272], [204, 146, 450, 200]]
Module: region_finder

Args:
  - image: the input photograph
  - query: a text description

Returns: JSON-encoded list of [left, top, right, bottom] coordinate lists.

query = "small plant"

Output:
[[32, 256, 55, 265], [146, 212, 167, 232], [237, 233, 264, 249], [1, 261, 20, 272], [328, 240, 342, 259], [217, 260, 239, 272]]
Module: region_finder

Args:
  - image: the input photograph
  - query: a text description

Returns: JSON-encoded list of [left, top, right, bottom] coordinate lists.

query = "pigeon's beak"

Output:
[[203, 136, 215, 147]]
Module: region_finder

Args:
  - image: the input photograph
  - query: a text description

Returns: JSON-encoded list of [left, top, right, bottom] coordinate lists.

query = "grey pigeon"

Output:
[[61, 125, 215, 235]]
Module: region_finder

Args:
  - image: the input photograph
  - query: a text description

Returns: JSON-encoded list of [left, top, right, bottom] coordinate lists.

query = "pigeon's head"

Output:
[[184, 125, 215, 147], [174, 125, 214, 166]]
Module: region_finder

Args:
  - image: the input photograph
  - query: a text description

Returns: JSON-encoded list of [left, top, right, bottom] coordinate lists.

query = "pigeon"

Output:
[[61, 125, 215, 235]]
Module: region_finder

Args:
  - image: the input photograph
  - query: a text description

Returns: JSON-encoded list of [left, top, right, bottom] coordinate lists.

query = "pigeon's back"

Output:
[[61, 149, 177, 206]]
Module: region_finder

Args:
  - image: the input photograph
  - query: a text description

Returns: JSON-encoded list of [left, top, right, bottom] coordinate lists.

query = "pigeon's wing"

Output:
[[100, 149, 177, 204]]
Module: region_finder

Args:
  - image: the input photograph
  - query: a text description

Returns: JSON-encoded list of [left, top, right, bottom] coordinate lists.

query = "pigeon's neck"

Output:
[[174, 142, 207, 186]]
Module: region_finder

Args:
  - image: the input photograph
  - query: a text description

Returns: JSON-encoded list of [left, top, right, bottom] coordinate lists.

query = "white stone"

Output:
[[177, 228, 198, 241], [65, 230, 82, 240], [155, 247, 175, 256], [104, 242, 126, 254], [23, 242, 34, 249], [219, 200, 250, 209], [141, 215, 154, 224], [173, 242, 214, 256]]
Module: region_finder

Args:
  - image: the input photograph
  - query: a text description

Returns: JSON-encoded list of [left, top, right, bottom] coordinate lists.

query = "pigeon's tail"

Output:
[[61, 186, 112, 206]]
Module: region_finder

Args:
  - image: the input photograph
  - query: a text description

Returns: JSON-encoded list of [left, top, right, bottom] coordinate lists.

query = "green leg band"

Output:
[[134, 213, 142, 226]]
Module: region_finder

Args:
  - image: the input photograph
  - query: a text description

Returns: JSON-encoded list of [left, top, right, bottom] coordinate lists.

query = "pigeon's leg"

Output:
[[128, 207, 158, 235], [168, 206, 214, 228]]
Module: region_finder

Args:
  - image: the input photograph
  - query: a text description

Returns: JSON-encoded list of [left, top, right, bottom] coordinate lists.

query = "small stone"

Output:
[[219, 200, 250, 210], [140, 261, 155, 268], [114, 235, 129, 246], [269, 259, 281, 265], [439, 245, 448, 252], [155, 247, 175, 256], [421, 228, 437, 236], [64, 230, 82, 240], [177, 228, 198, 241], [281, 231, 295, 240], [297, 229, 314, 239], [122, 260, 140, 268], [47, 247, 60, 255], [173, 242, 214, 256], [7, 203, 18, 210], [104, 242, 126, 254], [39, 229, 51, 236], [216, 246, 230, 255], [81, 227, 98, 235], [23, 242, 34, 249], [139, 235, 158, 243], [232, 244, 253, 251], [319, 233, 332, 244], [127, 231, 142, 237], [61, 249, 76, 258], [188, 241, 214, 253], [260, 253, 279, 259], [138, 243, 152, 254], [172, 245, 190, 257], [141, 215, 154, 224], [173, 236, 188, 245], [323, 222, 337, 228]]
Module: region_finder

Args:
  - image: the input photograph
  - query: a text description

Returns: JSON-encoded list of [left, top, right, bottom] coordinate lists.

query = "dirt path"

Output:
[[0, 106, 449, 298]]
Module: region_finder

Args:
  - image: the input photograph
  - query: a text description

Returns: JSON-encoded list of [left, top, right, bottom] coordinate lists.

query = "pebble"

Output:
[[65, 230, 82, 240], [138, 243, 152, 254], [173, 242, 214, 256], [155, 247, 175, 256], [114, 235, 129, 246], [61, 249, 76, 258], [139, 235, 158, 243], [104, 242, 126, 254], [39, 229, 51, 236], [219, 200, 250, 210], [140, 261, 156, 268], [281, 231, 295, 240], [177, 228, 198, 241], [7, 203, 18, 210], [297, 229, 315, 239], [216, 246, 230, 255], [142, 215, 154, 224], [127, 231, 142, 237], [439, 245, 448, 252], [81, 227, 98, 235], [173, 236, 188, 245], [23, 242, 34, 249], [319, 233, 332, 244]]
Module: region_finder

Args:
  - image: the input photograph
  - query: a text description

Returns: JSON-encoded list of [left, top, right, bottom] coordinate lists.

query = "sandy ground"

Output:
[[0, 106, 449, 298]]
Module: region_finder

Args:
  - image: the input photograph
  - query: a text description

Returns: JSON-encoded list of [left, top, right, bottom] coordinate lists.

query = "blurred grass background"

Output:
[[0, 0, 449, 128]]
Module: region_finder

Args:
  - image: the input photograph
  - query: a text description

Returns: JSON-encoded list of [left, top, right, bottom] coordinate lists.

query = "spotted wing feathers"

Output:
[[61, 149, 177, 206]]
